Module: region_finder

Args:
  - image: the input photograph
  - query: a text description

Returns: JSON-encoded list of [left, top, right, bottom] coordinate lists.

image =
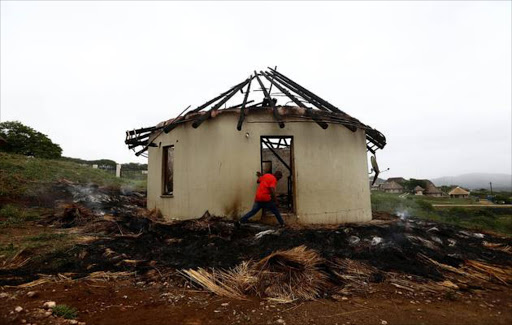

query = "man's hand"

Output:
[[256, 171, 262, 177], [270, 187, 278, 203]]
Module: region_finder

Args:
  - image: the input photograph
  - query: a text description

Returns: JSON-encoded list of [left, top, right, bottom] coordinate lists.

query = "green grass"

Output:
[[0, 231, 74, 260], [371, 191, 512, 236], [0, 204, 31, 226], [52, 304, 78, 319], [0, 242, 17, 257], [0, 205, 54, 227], [417, 196, 479, 205], [0, 152, 146, 198]]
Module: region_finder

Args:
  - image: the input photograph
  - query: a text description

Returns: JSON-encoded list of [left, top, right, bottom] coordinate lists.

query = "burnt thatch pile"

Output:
[[182, 246, 329, 302]]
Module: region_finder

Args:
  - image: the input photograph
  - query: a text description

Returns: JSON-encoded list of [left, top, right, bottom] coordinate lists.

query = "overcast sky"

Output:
[[1, 1, 510, 179]]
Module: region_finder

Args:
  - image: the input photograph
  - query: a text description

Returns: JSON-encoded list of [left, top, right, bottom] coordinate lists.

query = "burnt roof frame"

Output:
[[125, 68, 386, 156]]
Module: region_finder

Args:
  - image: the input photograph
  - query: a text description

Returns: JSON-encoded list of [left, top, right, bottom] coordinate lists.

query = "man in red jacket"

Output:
[[239, 170, 285, 226]]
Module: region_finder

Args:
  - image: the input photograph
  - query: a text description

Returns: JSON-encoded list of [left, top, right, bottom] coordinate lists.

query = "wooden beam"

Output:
[[268, 71, 357, 132], [237, 77, 253, 131], [192, 78, 250, 128], [261, 71, 328, 129], [262, 139, 291, 171], [188, 79, 248, 115], [163, 105, 192, 133], [254, 72, 285, 128], [269, 68, 342, 114]]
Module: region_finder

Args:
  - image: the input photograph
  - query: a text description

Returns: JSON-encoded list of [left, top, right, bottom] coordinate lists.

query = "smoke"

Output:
[[395, 208, 410, 220]]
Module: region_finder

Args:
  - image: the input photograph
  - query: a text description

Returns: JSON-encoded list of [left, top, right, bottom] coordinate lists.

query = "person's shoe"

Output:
[[234, 221, 241, 228]]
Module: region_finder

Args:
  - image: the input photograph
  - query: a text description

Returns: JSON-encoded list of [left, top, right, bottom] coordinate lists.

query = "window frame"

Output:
[[162, 145, 174, 196]]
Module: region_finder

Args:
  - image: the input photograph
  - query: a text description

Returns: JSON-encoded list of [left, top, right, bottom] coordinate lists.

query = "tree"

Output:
[[0, 121, 62, 159], [402, 179, 427, 192]]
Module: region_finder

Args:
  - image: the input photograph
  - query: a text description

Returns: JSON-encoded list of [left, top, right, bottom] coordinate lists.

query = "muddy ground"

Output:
[[1, 181, 511, 324]]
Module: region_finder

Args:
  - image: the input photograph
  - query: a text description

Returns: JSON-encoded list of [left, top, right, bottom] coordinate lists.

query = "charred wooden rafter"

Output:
[[237, 77, 253, 131], [254, 71, 285, 129], [261, 71, 328, 130], [188, 80, 248, 115], [192, 78, 251, 129], [228, 100, 254, 110], [266, 72, 329, 112], [125, 68, 387, 155], [261, 138, 291, 171], [266, 70, 358, 132], [268, 68, 342, 114]]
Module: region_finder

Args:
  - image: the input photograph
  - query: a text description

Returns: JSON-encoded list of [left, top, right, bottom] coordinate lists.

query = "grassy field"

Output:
[[0, 153, 148, 261], [0, 152, 146, 230], [0, 152, 146, 198], [371, 191, 512, 236]]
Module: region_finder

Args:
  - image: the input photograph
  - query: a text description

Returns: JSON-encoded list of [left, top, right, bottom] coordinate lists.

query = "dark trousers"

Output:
[[240, 201, 285, 225]]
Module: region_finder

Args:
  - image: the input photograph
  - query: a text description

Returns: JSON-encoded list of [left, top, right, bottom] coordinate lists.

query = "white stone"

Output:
[[43, 301, 56, 309], [15, 306, 23, 313], [27, 291, 38, 298], [371, 237, 383, 246]]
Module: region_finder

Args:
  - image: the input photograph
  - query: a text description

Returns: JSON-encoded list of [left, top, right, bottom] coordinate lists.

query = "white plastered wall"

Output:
[[147, 111, 372, 224]]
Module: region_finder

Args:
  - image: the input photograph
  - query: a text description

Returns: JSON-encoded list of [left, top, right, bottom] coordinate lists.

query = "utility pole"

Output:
[[489, 182, 493, 195]]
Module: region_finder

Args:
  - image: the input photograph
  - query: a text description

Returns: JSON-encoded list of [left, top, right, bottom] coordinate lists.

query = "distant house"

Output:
[[381, 181, 404, 193], [369, 177, 385, 191], [387, 177, 406, 185], [423, 180, 444, 197], [448, 186, 470, 198], [413, 186, 425, 196]]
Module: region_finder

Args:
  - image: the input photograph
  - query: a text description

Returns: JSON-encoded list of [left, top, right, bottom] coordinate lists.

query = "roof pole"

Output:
[[237, 76, 253, 131], [254, 71, 285, 128], [192, 78, 251, 128], [261, 71, 328, 129], [267, 70, 357, 132], [268, 68, 343, 114]]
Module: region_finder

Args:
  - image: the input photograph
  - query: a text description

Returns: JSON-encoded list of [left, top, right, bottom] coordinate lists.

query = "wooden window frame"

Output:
[[162, 145, 174, 196]]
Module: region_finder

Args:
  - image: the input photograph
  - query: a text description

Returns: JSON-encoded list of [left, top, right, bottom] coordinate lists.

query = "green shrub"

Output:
[[494, 194, 511, 204], [52, 305, 78, 319]]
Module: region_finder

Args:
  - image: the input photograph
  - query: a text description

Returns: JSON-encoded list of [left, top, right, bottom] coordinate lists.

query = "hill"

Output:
[[431, 173, 512, 191], [0, 152, 145, 198]]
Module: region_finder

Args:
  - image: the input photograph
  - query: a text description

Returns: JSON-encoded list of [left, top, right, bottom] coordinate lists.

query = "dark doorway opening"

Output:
[[260, 136, 294, 214]]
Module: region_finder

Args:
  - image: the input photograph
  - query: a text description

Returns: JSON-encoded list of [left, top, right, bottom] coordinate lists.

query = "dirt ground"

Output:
[[1, 181, 512, 325], [1, 277, 511, 325]]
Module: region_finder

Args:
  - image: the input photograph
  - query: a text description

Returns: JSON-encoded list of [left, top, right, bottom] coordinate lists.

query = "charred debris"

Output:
[[125, 68, 387, 157], [2, 181, 511, 303]]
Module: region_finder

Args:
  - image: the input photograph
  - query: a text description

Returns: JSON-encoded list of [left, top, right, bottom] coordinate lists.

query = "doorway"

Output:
[[260, 136, 294, 214]]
